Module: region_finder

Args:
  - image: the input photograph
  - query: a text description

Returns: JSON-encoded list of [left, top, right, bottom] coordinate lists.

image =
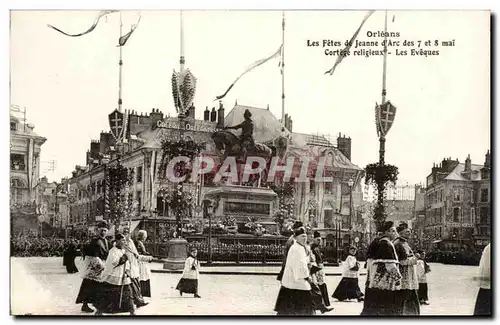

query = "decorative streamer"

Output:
[[48, 10, 118, 37]]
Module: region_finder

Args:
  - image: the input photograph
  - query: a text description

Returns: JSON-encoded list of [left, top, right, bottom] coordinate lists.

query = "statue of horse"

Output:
[[211, 130, 272, 161]]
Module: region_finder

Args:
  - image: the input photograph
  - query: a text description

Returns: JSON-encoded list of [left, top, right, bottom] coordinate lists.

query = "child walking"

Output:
[[416, 250, 431, 305], [332, 246, 364, 302], [176, 247, 201, 298]]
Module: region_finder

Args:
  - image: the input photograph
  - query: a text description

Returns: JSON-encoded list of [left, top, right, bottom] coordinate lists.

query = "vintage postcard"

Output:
[[9, 9, 491, 316]]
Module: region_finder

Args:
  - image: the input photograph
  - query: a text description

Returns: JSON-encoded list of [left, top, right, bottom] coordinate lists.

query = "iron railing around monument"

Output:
[[145, 241, 287, 264]]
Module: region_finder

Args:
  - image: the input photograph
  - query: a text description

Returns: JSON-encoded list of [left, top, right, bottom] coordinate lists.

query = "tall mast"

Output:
[[118, 11, 124, 112], [180, 10, 185, 71], [381, 10, 388, 105], [281, 11, 285, 125]]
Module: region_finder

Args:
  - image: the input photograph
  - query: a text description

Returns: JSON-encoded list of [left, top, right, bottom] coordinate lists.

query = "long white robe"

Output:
[[477, 244, 491, 289], [100, 247, 131, 286], [282, 242, 311, 291], [124, 238, 153, 279], [181, 256, 200, 280], [343, 255, 359, 278]]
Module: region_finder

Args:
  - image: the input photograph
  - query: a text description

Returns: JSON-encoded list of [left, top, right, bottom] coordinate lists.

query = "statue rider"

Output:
[[224, 109, 254, 162]]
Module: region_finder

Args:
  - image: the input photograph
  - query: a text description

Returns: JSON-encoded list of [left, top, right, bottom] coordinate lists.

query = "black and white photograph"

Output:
[[8, 7, 491, 316]]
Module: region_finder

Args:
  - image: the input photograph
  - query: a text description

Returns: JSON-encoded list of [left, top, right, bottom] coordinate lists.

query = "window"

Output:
[[480, 207, 489, 224], [157, 197, 169, 217], [453, 207, 460, 223], [10, 178, 27, 204], [309, 181, 315, 193], [10, 122, 16, 131], [480, 188, 488, 203], [10, 154, 26, 171], [440, 189, 444, 202], [136, 166, 143, 182], [136, 191, 142, 210], [324, 209, 333, 228], [453, 189, 462, 202], [471, 208, 476, 224], [324, 182, 333, 194]]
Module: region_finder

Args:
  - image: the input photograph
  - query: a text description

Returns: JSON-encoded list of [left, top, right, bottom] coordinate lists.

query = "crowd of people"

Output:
[[273, 220, 491, 316], [11, 232, 85, 257]]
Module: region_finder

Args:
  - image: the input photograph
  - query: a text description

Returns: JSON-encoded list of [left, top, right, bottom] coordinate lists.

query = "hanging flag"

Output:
[[325, 11, 375, 75], [117, 14, 142, 47], [48, 10, 118, 37], [376, 101, 397, 137], [215, 44, 283, 100]]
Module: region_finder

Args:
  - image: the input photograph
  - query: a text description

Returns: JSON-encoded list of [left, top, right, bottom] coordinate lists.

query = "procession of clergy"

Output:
[[274, 220, 432, 316], [74, 221, 200, 315], [71, 219, 489, 316]]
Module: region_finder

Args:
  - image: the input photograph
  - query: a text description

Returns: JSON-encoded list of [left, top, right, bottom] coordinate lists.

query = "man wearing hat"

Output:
[[224, 108, 254, 162], [277, 221, 303, 281], [75, 221, 110, 313], [310, 231, 331, 307], [393, 222, 420, 315], [274, 226, 314, 315], [361, 221, 401, 315]]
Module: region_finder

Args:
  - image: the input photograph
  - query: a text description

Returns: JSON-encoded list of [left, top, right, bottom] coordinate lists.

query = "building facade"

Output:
[[62, 103, 364, 239], [10, 110, 47, 234], [10, 113, 47, 205], [423, 153, 491, 250]]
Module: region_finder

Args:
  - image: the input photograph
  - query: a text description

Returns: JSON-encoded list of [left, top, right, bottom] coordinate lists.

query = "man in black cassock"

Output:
[[393, 223, 420, 315], [75, 221, 110, 313], [63, 238, 79, 274], [310, 231, 331, 307], [360, 221, 401, 315]]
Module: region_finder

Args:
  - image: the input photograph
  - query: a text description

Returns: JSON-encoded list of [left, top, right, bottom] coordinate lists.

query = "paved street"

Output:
[[11, 257, 480, 316]]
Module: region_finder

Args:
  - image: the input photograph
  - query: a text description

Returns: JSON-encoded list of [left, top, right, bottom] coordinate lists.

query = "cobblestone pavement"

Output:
[[10, 257, 480, 316]]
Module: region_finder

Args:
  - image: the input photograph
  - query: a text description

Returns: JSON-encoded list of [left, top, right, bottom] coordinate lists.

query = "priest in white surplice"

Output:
[[122, 227, 154, 308], [274, 226, 314, 315], [94, 233, 135, 315]]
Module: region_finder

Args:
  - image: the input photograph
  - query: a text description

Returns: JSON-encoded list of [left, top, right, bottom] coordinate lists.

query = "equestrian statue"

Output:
[[211, 109, 272, 162]]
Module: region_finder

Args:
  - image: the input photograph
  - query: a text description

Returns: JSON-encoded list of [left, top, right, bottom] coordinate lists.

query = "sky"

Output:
[[10, 10, 490, 185]]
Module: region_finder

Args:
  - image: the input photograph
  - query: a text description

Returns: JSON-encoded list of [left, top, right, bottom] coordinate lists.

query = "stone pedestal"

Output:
[[163, 237, 188, 270]]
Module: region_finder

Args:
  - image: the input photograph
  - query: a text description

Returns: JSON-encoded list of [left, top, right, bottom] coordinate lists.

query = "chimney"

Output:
[[484, 150, 490, 168], [204, 106, 210, 121], [90, 140, 100, 160], [210, 107, 217, 122], [189, 104, 196, 119], [217, 101, 225, 128], [289, 117, 293, 132], [284, 113, 289, 129], [100, 132, 110, 154], [465, 154, 471, 172], [150, 108, 164, 127], [337, 133, 352, 161]]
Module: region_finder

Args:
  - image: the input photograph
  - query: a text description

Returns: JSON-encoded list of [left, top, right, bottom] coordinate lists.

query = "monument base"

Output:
[[163, 237, 188, 270]]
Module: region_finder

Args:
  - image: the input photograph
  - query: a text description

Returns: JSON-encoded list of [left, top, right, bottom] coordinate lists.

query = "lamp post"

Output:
[[348, 178, 354, 245], [203, 199, 213, 265]]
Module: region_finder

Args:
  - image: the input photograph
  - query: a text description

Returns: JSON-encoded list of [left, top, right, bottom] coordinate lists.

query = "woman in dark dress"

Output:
[[63, 240, 79, 274]]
